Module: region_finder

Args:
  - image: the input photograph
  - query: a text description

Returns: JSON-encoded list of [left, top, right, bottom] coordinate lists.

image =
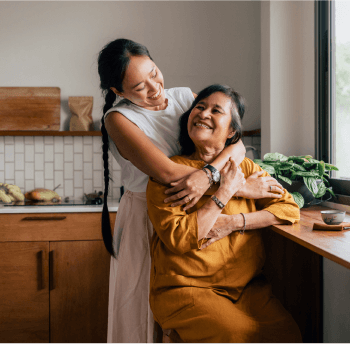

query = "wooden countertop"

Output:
[[270, 205, 350, 269]]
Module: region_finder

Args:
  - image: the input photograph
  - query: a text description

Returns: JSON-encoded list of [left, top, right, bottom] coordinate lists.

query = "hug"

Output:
[[98, 38, 301, 343]]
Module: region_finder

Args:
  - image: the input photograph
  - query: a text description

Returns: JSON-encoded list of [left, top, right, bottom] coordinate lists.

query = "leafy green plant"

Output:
[[253, 153, 338, 208]]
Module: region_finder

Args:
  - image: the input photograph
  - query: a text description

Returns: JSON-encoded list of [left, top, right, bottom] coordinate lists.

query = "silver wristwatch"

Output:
[[203, 164, 221, 183]]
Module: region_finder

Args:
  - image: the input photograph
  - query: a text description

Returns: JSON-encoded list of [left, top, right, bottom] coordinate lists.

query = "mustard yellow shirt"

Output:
[[147, 156, 300, 302]]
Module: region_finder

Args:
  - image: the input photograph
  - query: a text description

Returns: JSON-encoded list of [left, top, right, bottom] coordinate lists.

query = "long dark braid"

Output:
[[100, 90, 116, 256], [97, 38, 153, 256]]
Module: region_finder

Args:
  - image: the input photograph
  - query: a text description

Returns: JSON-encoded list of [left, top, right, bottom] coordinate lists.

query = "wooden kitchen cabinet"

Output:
[[0, 242, 50, 343], [0, 212, 116, 343]]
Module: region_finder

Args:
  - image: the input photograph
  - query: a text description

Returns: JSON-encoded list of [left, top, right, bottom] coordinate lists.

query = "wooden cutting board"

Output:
[[0, 87, 60, 130]]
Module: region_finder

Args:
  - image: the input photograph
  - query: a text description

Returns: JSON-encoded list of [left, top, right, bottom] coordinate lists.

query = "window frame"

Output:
[[316, 0, 350, 197]]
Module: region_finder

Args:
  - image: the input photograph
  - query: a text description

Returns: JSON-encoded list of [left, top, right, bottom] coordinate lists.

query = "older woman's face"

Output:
[[187, 92, 235, 149]]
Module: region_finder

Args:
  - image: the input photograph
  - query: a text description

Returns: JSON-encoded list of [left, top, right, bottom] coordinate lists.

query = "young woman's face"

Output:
[[187, 92, 235, 149], [111, 55, 166, 110]]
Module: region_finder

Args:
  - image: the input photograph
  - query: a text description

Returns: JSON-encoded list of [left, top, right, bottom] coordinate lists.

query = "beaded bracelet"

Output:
[[239, 213, 246, 235]]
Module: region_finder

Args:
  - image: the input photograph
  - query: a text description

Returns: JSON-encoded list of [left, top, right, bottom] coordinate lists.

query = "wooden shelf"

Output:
[[0, 131, 101, 136]]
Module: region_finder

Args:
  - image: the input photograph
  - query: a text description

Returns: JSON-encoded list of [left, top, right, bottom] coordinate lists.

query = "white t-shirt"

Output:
[[104, 87, 195, 192]]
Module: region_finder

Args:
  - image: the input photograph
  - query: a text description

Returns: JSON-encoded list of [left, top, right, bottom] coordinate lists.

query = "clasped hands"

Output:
[[164, 167, 285, 210]]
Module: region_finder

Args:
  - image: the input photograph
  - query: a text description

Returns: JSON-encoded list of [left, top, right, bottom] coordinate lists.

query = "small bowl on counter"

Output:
[[320, 210, 346, 225]]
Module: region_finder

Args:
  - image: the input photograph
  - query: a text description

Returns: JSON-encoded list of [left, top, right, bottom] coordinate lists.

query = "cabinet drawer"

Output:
[[0, 212, 117, 242]]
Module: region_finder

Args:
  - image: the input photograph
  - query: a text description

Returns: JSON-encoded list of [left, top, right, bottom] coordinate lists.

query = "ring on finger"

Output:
[[270, 185, 273, 191], [187, 195, 192, 203]]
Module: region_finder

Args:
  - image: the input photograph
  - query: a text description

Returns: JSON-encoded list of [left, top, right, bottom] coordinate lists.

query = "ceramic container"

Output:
[[320, 210, 346, 225]]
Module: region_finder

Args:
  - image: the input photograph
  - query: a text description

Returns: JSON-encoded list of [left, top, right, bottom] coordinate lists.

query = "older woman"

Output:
[[146, 84, 302, 343]]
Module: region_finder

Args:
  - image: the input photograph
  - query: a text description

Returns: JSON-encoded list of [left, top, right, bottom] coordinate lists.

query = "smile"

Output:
[[195, 122, 211, 129], [149, 87, 162, 100]]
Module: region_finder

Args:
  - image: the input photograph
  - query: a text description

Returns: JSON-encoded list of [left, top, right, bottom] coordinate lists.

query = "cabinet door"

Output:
[[50, 240, 110, 343], [0, 242, 50, 343]]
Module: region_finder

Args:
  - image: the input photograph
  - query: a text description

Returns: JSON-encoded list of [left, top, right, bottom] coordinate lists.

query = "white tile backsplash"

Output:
[[24, 136, 33, 144], [5, 145, 14, 162], [64, 179, 74, 197], [83, 162, 93, 179], [64, 162, 74, 180], [74, 171, 83, 188], [34, 153, 44, 171], [34, 136, 44, 153], [24, 145, 34, 162], [5, 163, 14, 180], [15, 153, 25, 170], [93, 170, 103, 188], [35, 171, 44, 188], [44, 136, 54, 144], [44, 145, 54, 162], [5, 136, 14, 144], [0, 137, 4, 153], [64, 136, 73, 144], [15, 171, 25, 189], [45, 162, 54, 180], [93, 136, 102, 153], [83, 145, 93, 162], [1, 135, 123, 200], [24, 162, 34, 180], [64, 144, 74, 162], [83, 136, 92, 145], [14, 136, 24, 153], [45, 179, 54, 191], [93, 153, 102, 171], [0, 154, 4, 170], [74, 153, 83, 171], [73, 136, 83, 153], [54, 136, 64, 153], [54, 153, 64, 171], [54, 171, 64, 188]]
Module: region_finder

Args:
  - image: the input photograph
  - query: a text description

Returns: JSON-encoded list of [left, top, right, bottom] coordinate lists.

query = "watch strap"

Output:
[[203, 164, 220, 182], [211, 195, 225, 209]]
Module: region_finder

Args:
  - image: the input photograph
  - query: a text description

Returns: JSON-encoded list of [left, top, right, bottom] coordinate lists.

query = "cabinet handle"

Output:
[[37, 250, 45, 290], [49, 250, 55, 290], [22, 216, 67, 221]]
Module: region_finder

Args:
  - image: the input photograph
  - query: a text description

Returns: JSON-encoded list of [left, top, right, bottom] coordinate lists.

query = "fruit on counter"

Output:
[[0, 183, 25, 203], [25, 188, 61, 202]]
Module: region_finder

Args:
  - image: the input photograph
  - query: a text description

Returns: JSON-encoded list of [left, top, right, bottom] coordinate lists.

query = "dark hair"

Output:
[[178, 84, 245, 156], [98, 38, 153, 256]]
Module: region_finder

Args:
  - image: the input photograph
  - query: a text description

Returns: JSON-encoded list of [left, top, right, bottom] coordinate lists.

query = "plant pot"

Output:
[[276, 178, 327, 208]]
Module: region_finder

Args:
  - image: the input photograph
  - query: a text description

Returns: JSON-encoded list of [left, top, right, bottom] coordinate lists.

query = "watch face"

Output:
[[212, 171, 220, 183]]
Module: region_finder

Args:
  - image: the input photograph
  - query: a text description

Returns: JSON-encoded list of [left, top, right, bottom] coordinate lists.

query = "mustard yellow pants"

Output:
[[158, 275, 302, 343]]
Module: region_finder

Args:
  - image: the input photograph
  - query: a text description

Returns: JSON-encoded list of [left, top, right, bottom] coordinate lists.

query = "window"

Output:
[[316, 0, 350, 196]]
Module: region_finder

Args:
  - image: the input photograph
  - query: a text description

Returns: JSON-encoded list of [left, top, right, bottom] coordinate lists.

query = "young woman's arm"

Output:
[[105, 111, 198, 183]]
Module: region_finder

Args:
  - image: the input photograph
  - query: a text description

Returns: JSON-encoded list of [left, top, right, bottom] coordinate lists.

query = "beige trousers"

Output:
[[107, 190, 155, 343]]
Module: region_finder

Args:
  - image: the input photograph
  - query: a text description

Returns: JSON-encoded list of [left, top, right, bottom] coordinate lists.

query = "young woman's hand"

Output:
[[164, 169, 211, 211], [235, 171, 284, 199]]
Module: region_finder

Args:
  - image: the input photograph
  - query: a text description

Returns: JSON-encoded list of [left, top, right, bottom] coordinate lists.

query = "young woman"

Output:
[[97, 38, 285, 343]]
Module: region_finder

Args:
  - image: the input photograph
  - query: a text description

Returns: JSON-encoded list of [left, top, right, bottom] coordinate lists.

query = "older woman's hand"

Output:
[[201, 214, 239, 250], [235, 171, 284, 199]]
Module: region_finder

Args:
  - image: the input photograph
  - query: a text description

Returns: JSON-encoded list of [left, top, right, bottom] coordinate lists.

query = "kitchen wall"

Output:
[[0, 1, 261, 199]]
